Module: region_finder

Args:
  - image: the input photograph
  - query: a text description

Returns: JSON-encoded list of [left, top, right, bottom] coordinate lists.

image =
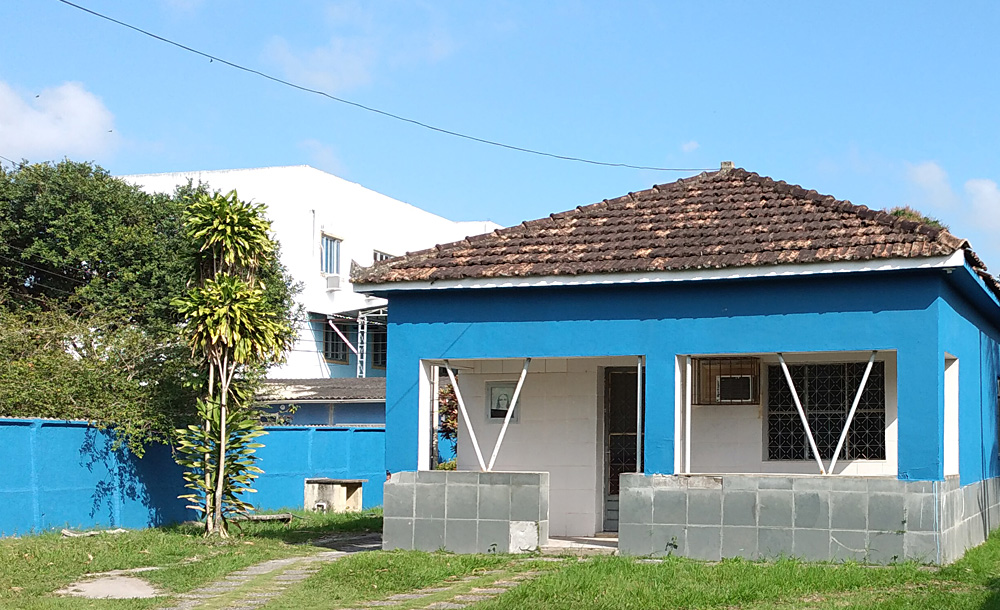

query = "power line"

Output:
[[54, 0, 714, 173], [0, 253, 89, 285]]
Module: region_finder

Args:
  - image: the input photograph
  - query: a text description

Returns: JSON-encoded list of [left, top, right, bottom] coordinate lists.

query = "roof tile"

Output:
[[353, 168, 992, 290]]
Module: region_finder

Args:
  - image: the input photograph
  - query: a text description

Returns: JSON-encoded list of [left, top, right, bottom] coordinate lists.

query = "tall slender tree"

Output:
[[173, 190, 294, 536]]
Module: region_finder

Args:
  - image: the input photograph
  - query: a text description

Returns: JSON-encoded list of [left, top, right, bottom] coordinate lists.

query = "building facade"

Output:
[[357, 166, 1000, 563]]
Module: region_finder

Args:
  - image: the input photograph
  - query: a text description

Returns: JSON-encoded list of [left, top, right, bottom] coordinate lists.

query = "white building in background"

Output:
[[125, 165, 500, 384]]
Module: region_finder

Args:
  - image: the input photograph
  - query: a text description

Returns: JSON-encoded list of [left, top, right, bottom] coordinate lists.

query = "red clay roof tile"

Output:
[[353, 168, 993, 290]]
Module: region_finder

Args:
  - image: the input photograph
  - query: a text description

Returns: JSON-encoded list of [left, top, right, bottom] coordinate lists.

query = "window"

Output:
[[323, 321, 352, 363], [321, 235, 341, 274], [767, 361, 885, 461], [370, 324, 387, 368], [693, 357, 760, 405], [373, 250, 393, 263]]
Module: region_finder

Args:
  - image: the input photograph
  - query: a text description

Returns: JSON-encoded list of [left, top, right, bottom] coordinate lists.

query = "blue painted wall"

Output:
[[383, 268, 1000, 483], [252, 426, 385, 511], [936, 268, 1000, 485], [0, 420, 385, 536]]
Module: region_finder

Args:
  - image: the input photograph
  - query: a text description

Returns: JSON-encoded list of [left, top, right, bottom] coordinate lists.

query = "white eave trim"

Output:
[[354, 250, 967, 293]]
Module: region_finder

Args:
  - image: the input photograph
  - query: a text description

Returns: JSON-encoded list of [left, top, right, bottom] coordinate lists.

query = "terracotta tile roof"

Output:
[[259, 377, 385, 403], [352, 167, 992, 289]]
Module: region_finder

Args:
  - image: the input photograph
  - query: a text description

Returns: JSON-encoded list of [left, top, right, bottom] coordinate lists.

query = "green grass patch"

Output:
[[262, 551, 558, 610], [0, 509, 382, 609]]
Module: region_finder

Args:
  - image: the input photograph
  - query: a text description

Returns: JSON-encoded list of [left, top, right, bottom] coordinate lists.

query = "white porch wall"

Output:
[[453, 357, 637, 537], [687, 352, 899, 476]]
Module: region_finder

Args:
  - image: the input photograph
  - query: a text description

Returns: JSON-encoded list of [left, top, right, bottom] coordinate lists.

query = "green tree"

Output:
[[173, 190, 295, 536], [0, 160, 189, 328], [0, 161, 197, 451], [0, 161, 299, 456]]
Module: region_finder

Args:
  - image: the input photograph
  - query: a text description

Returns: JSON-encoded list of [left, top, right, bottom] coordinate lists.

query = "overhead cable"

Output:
[[54, 0, 714, 173]]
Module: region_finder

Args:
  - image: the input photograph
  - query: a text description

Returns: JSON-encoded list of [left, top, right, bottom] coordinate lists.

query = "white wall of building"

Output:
[[683, 351, 899, 476], [449, 357, 639, 538], [124, 166, 499, 379]]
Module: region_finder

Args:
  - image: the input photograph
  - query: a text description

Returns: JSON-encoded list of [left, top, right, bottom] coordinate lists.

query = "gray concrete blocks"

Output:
[[722, 491, 757, 527], [617, 473, 1000, 565], [721, 526, 757, 559], [793, 492, 829, 529], [757, 490, 793, 527], [687, 526, 722, 561], [383, 471, 548, 554], [653, 489, 688, 524], [829, 492, 867, 530]]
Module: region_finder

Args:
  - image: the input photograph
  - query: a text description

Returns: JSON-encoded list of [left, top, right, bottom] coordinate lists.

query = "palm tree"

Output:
[[173, 190, 293, 536]]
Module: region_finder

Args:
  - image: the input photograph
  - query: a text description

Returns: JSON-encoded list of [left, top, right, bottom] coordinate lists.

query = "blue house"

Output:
[[354, 164, 1000, 563]]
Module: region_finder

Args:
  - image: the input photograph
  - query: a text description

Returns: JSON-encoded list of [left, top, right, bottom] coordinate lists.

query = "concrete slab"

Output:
[[56, 575, 162, 599]]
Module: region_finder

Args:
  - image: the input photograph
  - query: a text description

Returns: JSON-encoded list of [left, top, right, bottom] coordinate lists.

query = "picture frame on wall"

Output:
[[486, 381, 518, 422]]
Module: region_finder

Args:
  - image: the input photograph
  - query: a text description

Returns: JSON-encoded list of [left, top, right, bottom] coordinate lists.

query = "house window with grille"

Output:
[[323, 322, 352, 363], [766, 361, 886, 461], [373, 250, 393, 263], [321, 234, 341, 274], [370, 324, 387, 368], [693, 357, 760, 405]]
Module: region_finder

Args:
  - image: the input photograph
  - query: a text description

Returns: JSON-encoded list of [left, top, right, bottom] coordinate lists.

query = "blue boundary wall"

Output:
[[382, 267, 1000, 483], [0, 419, 385, 536]]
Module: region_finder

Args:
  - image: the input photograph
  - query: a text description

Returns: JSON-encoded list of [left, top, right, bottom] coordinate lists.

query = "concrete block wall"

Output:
[[939, 476, 1000, 563], [383, 471, 549, 554], [618, 473, 999, 564]]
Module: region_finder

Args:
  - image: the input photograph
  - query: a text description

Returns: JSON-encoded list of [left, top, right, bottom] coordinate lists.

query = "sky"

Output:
[[2, 1, 999, 268]]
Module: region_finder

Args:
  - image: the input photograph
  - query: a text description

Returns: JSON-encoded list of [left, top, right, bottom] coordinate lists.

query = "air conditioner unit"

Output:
[[325, 275, 342, 291]]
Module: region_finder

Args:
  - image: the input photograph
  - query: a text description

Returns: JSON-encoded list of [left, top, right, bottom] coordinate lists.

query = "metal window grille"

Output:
[[692, 357, 761, 405], [373, 250, 392, 262], [370, 324, 387, 368], [323, 322, 352, 363], [321, 235, 341, 274], [766, 361, 885, 461]]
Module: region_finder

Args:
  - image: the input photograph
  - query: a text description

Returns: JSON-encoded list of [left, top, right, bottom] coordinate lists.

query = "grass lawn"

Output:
[[0, 509, 382, 610], [6, 512, 1000, 609]]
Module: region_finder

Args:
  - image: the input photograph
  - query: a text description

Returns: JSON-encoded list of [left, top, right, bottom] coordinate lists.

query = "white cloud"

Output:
[[262, 2, 454, 93], [299, 139, 346, 176], [264, 36, 376, 93], [905, 160, 959, 210], [0, 80, 119, 163], [681, 140, 699, 153], [965, 178, 1000, 231]]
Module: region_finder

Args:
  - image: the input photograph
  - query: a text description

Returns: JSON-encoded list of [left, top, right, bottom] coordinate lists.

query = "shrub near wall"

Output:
[[0, 419, 385, 536]]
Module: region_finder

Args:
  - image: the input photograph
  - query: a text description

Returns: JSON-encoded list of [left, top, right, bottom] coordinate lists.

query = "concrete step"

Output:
[[539, 544, 618, 557]]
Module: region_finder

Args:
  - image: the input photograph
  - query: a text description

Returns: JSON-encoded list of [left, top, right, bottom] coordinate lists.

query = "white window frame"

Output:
[[321, 234, 342, 275]]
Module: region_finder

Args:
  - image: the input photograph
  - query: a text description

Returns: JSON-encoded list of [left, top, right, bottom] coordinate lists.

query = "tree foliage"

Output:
[[0, 161, 298, 456], [0, 160, 189, 328], [438, 384, 458, 442], [0, 307, 195, 455]]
